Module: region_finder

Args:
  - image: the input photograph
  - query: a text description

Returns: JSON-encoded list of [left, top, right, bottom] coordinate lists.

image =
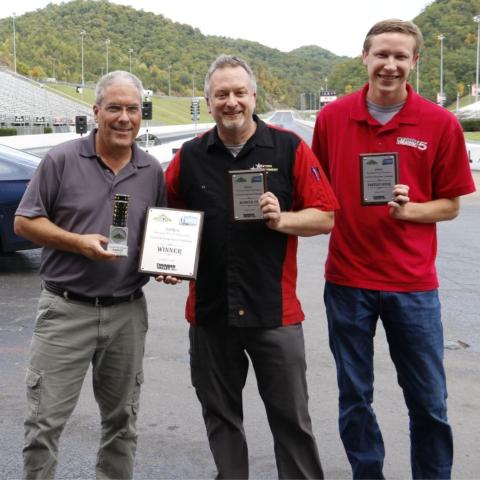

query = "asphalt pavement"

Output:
[[1, 108, 478, 478], [0, 178, 479, 478]]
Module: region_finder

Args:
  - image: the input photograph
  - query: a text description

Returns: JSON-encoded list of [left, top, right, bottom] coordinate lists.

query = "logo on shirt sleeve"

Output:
[[396, 137, 428, 151], [310, 166, 321, 181]]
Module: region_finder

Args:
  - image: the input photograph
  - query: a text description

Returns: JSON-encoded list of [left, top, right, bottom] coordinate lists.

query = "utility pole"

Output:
[[168, 65, 172, 96], [438, 34, 445, 106], [12, 13, 17, 74]]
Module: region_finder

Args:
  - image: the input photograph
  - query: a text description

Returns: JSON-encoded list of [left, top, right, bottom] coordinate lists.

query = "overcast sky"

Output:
[[1, 0, 432, 57]]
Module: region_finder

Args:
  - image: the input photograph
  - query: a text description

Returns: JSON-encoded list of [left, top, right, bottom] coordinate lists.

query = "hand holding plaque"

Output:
[[360, 153, 398, 205], [229, 169, 267, 221]]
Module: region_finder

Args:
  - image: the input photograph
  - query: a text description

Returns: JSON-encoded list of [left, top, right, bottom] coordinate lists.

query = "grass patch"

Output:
[[465, 131, 480, 141], [46, 84, 93, 106], [447, 94, 476, 112]]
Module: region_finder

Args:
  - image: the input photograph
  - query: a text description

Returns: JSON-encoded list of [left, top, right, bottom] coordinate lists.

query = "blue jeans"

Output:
[[324, 282, 453, 479]]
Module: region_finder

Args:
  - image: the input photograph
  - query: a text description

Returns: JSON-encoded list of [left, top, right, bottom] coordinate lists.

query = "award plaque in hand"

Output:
[[229, 169, 267, 222], [138, 207, 204, 279], [360, 152, 398, 205]]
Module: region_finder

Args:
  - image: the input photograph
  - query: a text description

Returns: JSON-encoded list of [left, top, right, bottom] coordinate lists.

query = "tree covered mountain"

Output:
[[0, 0, 345, 111], [0, 0, 478, 109]]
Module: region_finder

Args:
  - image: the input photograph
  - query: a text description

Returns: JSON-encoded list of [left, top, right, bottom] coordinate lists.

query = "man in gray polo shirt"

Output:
[[15, 71, 166, 479]]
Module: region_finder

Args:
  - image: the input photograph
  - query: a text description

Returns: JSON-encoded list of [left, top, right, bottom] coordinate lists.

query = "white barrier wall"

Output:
[[1, 120, 478, 171], [0, 123, 214, 151], [466, 143, 480, 171]]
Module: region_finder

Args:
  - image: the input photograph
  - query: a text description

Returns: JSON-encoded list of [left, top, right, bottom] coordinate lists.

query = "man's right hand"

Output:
[[14, 216, 118, 261], [76, 234, 118, 261]]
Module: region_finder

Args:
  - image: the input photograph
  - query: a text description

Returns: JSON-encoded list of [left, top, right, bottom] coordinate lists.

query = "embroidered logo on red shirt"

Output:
[[396, 137, 428, 151]]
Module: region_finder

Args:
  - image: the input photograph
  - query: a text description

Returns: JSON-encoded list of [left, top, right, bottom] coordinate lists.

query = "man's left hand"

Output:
[[388, 184, 410, 220], [155, 275, 182, 285], [259, 192, 282, 229]]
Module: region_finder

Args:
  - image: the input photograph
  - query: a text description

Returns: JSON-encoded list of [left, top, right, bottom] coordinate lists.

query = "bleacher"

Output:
[[0, 68, 92, 128]]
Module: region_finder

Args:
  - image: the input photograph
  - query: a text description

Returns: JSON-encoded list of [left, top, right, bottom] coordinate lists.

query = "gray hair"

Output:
[[204, 54, 257, 98], [95, 70, 144, 105]]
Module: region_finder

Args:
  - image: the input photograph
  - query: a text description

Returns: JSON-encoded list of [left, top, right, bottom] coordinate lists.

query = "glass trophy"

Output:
[[107, 194, 129, 256]]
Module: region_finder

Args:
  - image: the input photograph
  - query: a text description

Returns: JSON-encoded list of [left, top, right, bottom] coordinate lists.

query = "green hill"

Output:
[[0, 0, 345, 110], [1, 0, 478, 108]]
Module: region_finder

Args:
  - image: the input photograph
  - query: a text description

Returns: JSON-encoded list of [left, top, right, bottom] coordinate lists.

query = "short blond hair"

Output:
[[363, 19, 423, 56]]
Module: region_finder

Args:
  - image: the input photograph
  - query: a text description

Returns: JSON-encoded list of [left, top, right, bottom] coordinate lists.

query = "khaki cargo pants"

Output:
[[23, 289, 148, 479]]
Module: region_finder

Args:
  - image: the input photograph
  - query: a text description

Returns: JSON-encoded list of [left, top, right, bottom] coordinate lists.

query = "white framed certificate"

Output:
[[139, 207, 204, 279]]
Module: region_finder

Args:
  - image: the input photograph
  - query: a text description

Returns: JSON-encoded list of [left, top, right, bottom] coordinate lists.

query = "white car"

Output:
[[140, 137, 193, 170]]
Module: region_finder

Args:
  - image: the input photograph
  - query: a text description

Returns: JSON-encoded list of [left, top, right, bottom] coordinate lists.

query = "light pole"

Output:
[[105, 38, 110, 74], [12, 13, 16, 74], [80, 30, 86, 87], [168, 65, 172, 96], [128, 48, 133, 73], [438, 34, 445, 106], [324, 77, 328, 91], [474, 15, 480, 102]]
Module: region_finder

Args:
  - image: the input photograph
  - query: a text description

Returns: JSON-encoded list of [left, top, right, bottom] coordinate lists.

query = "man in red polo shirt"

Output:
[[312, 19, 475, 479]]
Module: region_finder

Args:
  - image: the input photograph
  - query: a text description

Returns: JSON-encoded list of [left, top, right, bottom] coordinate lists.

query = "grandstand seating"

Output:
[[0, 68, 92, 127]]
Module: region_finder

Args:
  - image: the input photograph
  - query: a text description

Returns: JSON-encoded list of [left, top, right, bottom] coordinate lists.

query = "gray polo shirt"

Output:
[[16, 129, 166, 297]]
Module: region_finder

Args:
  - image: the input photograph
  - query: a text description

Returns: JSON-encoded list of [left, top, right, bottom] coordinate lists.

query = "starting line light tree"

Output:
[[190, 98, 200, 122]]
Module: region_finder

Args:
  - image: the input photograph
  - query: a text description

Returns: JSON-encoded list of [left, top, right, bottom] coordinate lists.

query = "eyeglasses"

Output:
[[101, 104, 141, 116]]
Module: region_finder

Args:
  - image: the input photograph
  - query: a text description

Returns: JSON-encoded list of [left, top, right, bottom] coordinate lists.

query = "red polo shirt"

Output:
[[312, 84, 475, 291]]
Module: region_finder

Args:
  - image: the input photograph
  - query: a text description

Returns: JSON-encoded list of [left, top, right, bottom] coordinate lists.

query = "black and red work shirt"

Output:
[[165, 116, 338, 327]]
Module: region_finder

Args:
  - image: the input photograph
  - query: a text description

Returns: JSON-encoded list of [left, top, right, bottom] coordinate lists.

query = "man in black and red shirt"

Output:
[[165, 55, 338, 479]]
